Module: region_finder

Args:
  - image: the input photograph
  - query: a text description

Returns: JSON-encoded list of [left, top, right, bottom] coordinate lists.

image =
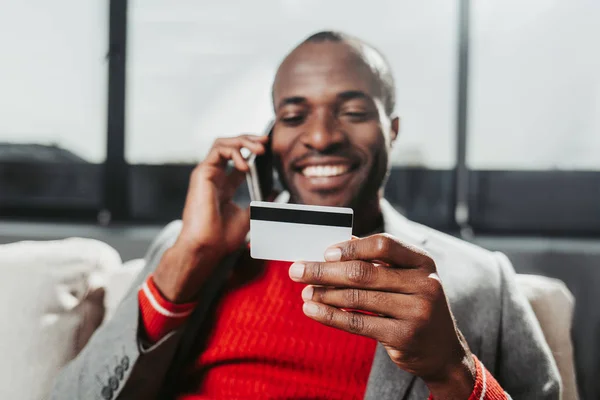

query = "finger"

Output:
[[229, 147, 249, 172], [239, 138, 266, 156], [289, 260, 424, 293], [217, 134, 268, 143], [303, 286, 414, 319], [221, 168, 247, 201], [204, 146, 249, 171], [216, 135, 268, 153], [238, 133, 270, 142], [302, 300, 395, 341], [325, 234, 434, 270], [205, 135, 266, 166]]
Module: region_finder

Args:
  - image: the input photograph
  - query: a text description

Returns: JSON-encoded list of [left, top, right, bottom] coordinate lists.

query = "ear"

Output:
[[390, 116, 400, 144]]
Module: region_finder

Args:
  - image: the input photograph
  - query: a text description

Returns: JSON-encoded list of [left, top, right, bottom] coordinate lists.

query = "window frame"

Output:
[[0, 0, 598, 237]]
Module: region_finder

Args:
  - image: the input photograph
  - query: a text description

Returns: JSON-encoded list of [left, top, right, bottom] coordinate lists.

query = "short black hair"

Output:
[[276, 30, 396, 115]]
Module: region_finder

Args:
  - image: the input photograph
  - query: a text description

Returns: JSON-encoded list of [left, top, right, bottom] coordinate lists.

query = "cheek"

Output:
[[270, 128, 297, 160], [349, 126, 388, 164]]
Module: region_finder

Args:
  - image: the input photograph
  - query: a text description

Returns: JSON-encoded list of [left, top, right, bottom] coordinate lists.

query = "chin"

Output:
[[291, 189, 356, 208]]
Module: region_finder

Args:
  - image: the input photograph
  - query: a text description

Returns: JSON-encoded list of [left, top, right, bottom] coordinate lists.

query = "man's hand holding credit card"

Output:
[[250, 201, 353, 262]]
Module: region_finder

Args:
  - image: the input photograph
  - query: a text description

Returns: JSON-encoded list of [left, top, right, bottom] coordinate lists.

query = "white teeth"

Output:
[[302, 164, 350, 177]]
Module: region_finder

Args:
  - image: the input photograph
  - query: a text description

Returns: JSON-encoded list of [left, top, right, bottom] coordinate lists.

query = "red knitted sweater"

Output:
[[139, 255, 507, 399]]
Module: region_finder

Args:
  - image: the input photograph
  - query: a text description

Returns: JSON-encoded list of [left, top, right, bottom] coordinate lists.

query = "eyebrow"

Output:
[[276, 90, 372, 110], [276, 96, 306, 110], [337, 90, 371, 103]]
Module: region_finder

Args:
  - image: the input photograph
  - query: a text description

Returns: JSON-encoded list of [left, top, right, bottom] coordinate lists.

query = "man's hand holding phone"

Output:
[[153, 134, 269, 303]]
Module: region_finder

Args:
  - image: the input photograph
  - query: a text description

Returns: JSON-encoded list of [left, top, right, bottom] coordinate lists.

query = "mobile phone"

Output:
[[246, 121, 275, 202]]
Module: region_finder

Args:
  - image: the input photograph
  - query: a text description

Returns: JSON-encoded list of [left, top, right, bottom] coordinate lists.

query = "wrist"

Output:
[[153, 243, 222, 303], [424, 353, 476, 400]]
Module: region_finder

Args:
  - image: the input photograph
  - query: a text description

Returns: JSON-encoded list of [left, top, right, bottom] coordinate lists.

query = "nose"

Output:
[[300, 110, 346, 153]]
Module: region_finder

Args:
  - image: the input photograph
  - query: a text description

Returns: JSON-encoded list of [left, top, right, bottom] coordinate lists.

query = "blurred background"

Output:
[[0, 0, 599, 398]]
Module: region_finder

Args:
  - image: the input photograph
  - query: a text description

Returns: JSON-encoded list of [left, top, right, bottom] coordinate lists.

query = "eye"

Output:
[[281, 114, 305, 126], [340, 110, 370, 122]]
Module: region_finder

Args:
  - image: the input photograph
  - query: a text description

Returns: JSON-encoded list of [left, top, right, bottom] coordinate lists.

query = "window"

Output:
[[465, 0, 600, 234], [0, 1, 108, 219], [468, 0, 600, 170], [125, 0, 459, 168], [1, 0, 598, 234], [0, 1, 108, 163]]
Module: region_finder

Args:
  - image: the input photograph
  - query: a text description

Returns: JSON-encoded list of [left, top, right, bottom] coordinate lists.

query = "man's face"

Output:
[[271, 41, 399, 208]]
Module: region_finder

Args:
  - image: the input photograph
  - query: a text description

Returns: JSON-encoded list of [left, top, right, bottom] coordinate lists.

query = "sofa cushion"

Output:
[[0, 238, 121, 400], [516, 274, 579, 400]]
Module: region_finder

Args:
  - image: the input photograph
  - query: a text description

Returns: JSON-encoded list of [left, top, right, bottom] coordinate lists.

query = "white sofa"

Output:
[[0, 238, 579, 400]]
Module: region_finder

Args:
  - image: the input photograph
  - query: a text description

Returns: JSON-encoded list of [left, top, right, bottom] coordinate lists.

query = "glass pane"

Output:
[[0, 1, 108, 163], [126, 0, 458, 168], [468, 0, 600, 170]]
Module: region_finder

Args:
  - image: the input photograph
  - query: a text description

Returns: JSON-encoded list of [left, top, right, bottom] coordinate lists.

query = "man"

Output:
[[51, 31, 560, 399]]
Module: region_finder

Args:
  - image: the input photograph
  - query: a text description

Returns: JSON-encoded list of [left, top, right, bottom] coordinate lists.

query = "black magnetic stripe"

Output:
[[251, 206, 353, 228]]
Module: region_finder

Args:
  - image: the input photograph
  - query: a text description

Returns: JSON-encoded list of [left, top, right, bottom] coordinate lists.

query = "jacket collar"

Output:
[[380, 198, 427, 247]]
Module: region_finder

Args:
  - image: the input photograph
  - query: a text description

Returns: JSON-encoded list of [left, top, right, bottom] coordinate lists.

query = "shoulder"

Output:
[[408, 220, 506, 280]]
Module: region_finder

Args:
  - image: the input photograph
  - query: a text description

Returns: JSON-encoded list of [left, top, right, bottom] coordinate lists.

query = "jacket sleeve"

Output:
[[493, 252, 562, 399], [49, 221, 186, 400]]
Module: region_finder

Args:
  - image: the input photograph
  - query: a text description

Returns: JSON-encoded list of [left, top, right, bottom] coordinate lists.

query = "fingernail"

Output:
[[324, 247, 342, 261], [303, 302, 320, 316], [289, 262, 305, 280], [301, 286, 314, 301]]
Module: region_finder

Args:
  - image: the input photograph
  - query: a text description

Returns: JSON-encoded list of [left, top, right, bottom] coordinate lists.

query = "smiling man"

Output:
[[51, 31, 560, 400]]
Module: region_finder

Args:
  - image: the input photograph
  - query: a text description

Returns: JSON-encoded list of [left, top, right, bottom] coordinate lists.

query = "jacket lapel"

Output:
[[364, 199, 429, 400]]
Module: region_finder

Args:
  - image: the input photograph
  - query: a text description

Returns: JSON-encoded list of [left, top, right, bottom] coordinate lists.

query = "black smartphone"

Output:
[[246, 120, 275, 202]]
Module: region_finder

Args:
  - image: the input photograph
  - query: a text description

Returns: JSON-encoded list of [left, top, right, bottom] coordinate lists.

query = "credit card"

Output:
[[250, 201, 353, 262]]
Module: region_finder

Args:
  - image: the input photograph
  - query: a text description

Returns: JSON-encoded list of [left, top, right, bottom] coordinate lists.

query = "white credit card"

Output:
[[250, 201, 353, 262]]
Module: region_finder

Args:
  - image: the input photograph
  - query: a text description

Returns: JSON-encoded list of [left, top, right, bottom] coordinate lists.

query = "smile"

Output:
[[301, 164, 351, 178]]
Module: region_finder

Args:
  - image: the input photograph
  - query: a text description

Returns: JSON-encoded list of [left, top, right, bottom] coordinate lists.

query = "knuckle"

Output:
[[420, 274, 444, 300], [343, 240, 358, 259], [419, 254, 436, 271], [324, 308, 335, 324], [347, 312, 365, 334], [386, 348, 404, 365], [310, 263, 325, 282], [412, 298, 433, 323], [374, 235, 392, 254], [346, 262, 374, 285], [344, 289, 363, 308]]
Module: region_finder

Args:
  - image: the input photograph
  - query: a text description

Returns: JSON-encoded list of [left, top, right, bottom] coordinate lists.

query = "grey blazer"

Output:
[[50, 199, 561, 400]]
